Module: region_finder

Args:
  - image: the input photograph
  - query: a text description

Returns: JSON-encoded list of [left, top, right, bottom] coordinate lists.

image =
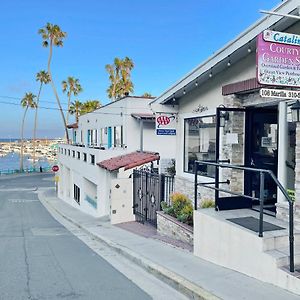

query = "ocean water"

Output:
[[0, 152, 51, 172]]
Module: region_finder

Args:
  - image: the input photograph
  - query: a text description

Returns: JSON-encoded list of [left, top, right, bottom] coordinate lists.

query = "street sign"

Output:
[[260, 88, 300, 100], [52, 165, 59, 172]]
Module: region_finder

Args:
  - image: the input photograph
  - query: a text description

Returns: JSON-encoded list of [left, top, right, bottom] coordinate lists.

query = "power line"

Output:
[[0, 100, 151, 117]]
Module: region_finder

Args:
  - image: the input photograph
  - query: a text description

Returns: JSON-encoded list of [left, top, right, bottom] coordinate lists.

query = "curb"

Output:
[[39, 190, 220, 300]]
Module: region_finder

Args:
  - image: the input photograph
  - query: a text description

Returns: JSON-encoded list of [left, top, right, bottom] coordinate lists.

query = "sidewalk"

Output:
[[38, 187, 300, 300]]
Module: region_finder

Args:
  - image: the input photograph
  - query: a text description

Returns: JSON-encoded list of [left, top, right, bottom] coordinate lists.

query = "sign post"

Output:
[[52, 165, 59, 194]]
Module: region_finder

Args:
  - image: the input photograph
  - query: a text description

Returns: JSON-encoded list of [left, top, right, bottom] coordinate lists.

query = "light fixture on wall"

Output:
[[291, 100, 300, 122], [219, 111, 229, 127]]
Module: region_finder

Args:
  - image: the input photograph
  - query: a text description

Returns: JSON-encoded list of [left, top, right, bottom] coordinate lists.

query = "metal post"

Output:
[[289, 201, 295, 272], [194, 161, 198, 210], [215, 108, 220, 210], [159, 173, 165, 204], [259, 172, 264, 237]]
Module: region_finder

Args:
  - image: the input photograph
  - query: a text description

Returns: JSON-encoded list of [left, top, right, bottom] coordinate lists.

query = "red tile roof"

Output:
[[97, 151, 160, 171], [67, 123, 78, 129]]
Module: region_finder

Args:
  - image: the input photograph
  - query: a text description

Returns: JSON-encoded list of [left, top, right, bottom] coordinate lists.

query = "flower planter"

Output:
[[157, 211, 193, 246]]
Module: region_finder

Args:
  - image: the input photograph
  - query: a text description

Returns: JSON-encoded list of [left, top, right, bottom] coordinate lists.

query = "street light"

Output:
[[290, 100, 300, 123]]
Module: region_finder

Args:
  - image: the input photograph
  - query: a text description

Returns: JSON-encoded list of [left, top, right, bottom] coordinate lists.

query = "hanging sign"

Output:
[[155, 113, 176, 135], [257, 32, 300, 87], [263, 30, 300, 47]]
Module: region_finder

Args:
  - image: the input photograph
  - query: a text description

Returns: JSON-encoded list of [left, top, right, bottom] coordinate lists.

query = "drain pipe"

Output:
[[140, 119, 144, 152]]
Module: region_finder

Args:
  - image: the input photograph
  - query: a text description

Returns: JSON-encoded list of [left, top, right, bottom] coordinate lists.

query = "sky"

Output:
[[0, 0, 280, 138]]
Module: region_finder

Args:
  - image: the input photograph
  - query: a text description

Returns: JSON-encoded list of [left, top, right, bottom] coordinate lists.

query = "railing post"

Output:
[[194, 161, 198, 210], [289, 201, 295, 272], [259, 172, 265, 237], [159, 173, 165, 204]]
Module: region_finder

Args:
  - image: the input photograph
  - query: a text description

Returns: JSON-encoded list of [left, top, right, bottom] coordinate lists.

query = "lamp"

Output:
[[291, 100, 300, 122], [220, 111, 229, 127]]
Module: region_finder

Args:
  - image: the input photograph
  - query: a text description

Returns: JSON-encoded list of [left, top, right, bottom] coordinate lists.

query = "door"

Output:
[[245, 108, 278, 212]]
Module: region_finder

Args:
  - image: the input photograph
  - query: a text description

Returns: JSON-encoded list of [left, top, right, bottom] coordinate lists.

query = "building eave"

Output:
[[151, 0, 300, 105]]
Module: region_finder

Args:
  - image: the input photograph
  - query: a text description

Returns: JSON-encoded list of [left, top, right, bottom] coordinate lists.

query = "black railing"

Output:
[[194, 160, 295, 273]]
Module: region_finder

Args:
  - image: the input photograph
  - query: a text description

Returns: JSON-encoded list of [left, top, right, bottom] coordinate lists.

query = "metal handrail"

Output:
[[194, 160, 295, 272]]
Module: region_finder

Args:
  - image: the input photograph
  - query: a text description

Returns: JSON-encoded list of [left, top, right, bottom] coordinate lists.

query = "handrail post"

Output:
[[259, 172, 264, 237], [289, 201, 295, 272], [194, 161, 198, 210]]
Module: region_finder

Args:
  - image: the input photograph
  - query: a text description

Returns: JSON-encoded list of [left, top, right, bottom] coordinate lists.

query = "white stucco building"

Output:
[[151, 0, 300, 294], [58, 96, 176, 218]]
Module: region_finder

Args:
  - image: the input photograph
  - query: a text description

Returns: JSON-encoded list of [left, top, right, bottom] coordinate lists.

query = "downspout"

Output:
[[140, 119, 144, 152]]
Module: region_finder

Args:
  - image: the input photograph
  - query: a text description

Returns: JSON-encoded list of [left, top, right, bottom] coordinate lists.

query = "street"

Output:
[[0, 173, 185, 300]]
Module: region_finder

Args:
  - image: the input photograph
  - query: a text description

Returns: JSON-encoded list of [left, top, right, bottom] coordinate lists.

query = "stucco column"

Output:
[[277, 101, 288, 204]]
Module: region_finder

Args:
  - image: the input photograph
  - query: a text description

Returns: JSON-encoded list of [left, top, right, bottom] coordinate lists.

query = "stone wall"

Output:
[[157, 211, 193, 246], [175, 175, 214, 208]]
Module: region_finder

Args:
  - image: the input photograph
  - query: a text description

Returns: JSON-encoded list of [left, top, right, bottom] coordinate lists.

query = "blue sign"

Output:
[[156, 129, 176, 135]]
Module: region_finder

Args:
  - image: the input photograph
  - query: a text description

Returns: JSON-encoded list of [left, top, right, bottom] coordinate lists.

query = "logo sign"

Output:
[[257, 32, 300, 87], [260, 88, 300, 100], [156, 113, 176, 135], [52, 165, 59, 172], [263, 30, 300, 47]]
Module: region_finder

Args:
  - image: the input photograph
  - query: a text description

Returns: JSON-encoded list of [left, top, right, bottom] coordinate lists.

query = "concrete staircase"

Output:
[[194, 208, 300, 296]]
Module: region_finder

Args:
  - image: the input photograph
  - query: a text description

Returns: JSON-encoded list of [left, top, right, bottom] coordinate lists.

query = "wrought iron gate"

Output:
[[133, 169, 174, 226]]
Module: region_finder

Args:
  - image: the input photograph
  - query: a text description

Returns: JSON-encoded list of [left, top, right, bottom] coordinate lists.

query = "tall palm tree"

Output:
[[62, 77, 82, 125], [20, 93, 37, 172], [38, 23, 69, 142], [106, 57, 122, 101], [33, 70, 50, 169], [69, 100, 83, 123], [106, 57, 134, 101]]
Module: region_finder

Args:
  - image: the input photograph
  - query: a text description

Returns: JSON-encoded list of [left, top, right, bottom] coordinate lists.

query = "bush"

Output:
[[161, 192, 193, 226], [201, 199, 215, 208]]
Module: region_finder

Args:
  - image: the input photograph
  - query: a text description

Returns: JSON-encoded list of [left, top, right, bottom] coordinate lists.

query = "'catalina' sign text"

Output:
[[257, 31, 300, 87]]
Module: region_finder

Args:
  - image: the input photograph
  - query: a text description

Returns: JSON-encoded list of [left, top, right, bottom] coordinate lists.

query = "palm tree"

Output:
[[69, 100, 83, 123], [106, 57, 134, 101], [33, 70, 50, 169], [119, 56, 134, 96], [62, 77, 82, 125], [38, 23, 69, 142], [20, 93, 37, 172], [81, 100, 101, 114], [142, 92, 152, 98], [106, 57, 122, 101]]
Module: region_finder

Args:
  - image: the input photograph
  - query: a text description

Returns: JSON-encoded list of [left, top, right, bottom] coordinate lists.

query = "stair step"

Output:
[[263, 233, 300, 250], [266, 247, 300, 267]]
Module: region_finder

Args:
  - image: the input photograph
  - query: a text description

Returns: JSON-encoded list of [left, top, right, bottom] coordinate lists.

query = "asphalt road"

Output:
[[0, 173, 152, 300]]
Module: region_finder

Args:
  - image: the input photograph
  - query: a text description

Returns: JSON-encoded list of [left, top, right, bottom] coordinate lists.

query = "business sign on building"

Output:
[[263, 30, 300, 47], [257, 31, 300, 87], [156, 113, 176, 135], [260, 88, 300, 100]]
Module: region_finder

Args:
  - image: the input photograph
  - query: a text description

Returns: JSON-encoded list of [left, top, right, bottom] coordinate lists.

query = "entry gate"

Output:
[[133, 169, 174, 226]]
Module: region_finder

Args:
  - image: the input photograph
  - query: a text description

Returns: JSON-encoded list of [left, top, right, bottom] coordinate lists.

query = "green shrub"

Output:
[[201, 199, 215, 208], [162, 192, 193, 226]]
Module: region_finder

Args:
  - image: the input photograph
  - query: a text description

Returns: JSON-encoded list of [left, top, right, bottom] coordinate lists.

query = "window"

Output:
[[83, 153, 87, 162], [90, 154, 95, 165], [72, 150, 75, 158], [77, 151, 80, 159], [74, 184, 80, 204], [113, 126, 123, 147], [64, 149, 67, 155], [184, 116, 216, 177], [68, 149, 70, 156]]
